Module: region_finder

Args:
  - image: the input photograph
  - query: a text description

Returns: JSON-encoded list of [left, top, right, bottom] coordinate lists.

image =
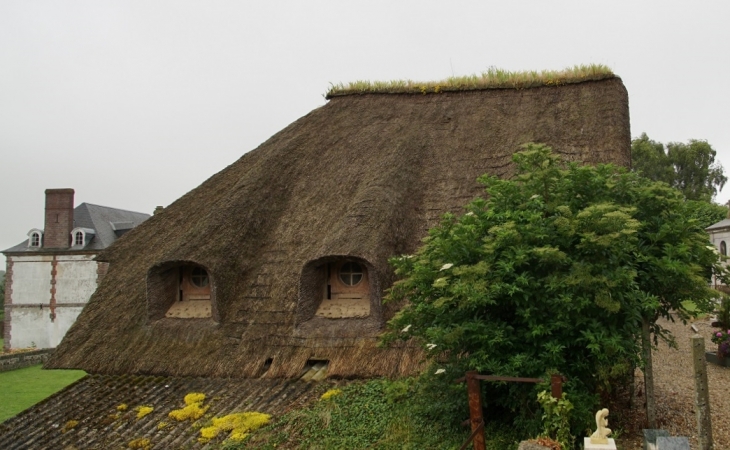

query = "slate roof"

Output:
[[706, 218, 730, 232], [3, 203, 150, 253], [0, 373, 336, 449]]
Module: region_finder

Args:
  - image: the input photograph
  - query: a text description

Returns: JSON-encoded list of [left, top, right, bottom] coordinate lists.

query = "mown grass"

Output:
[[326, 64, 614, 98], [224, 377, 525, 450], [0, 365, 86, 423]]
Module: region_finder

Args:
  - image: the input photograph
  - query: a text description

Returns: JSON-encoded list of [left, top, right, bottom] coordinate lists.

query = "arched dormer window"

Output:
[[70, 227, 95, 248], [27, 229, 43, 248], [722, 241, 727, 256]]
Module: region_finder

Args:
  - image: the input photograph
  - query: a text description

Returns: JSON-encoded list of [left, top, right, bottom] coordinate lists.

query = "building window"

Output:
[[339, 262, 363, 286], [30, 232, 41, 247], [722, 241, 727, 256], [75, 231, 84, 246], [191, 267, 209, 288]]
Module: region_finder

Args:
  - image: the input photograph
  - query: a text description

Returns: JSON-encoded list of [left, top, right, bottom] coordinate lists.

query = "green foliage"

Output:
[[234, 377, 512, 450], [0, 365, 86, 423], [631, 133, 727, 202], [383, 144, 726, 436], [715, 294, 730, 329], [537, 391, 574, 450], [683, 200, 728, 229]]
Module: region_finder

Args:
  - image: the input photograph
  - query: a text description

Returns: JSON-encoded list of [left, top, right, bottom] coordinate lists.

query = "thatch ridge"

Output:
[[326, 64, 615, 98], [46, 78, 631, 379]]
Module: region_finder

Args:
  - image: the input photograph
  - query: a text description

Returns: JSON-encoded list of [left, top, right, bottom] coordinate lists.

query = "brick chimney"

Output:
[[43, 189, 75, 249]]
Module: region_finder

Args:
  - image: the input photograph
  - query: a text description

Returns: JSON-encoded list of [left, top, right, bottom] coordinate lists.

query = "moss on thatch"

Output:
[[46, 77, 631, 379], [326, 64, 614, 98]]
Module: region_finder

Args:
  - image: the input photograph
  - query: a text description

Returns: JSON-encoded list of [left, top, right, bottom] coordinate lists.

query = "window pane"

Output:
[[191, 267, 209, 288], [339, 262, 363, 286]]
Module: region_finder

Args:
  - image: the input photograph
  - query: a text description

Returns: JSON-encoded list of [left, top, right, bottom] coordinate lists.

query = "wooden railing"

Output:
[[456, 371, 566, 450]]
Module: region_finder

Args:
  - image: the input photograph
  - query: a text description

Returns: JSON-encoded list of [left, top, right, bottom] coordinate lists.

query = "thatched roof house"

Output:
[[46, 73, 631, 379]]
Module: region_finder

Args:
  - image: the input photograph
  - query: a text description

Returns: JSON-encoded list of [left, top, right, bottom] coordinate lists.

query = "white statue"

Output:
[[590, 408, 612, 445]]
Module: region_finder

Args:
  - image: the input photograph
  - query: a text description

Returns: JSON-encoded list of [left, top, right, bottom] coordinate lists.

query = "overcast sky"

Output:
[[2, 1, 729, 269]]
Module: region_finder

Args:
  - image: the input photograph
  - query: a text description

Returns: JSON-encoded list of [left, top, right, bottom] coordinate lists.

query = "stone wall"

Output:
[[0, 349, 53, 372]]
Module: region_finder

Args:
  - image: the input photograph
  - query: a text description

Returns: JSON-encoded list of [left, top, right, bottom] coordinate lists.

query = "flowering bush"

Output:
[[383, 145, 728, 435], [711, 329, 730, 357]]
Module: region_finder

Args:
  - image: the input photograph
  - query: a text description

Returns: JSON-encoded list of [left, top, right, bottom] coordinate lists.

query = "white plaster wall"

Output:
[[709, 229, 730, 286], [9, 306, 83, 349], [9, 256, 52, 305], [55, 255, 98, 304]]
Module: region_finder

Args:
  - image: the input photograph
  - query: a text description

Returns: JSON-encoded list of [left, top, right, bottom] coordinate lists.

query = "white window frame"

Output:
[[27, 228, 43, 247]]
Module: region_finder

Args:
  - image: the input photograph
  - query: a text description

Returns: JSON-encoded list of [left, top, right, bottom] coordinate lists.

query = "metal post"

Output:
[[550, 374, 563, 399], [466, 371, 486, 450]]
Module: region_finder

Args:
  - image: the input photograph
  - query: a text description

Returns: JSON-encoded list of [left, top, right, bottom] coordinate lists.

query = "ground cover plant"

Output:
[[0, 365, 86, 423], [228, 376, 523, 450], [326, 64, 613, 98], [382, 144, 727, 443]]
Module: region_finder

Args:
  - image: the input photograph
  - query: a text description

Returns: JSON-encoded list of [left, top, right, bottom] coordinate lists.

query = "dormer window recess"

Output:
[[70, 227, 96, 248], [110, 221, 135, 238]]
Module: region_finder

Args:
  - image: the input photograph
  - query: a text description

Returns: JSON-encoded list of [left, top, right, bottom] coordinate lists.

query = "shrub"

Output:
[[383, 144, 726, 436]]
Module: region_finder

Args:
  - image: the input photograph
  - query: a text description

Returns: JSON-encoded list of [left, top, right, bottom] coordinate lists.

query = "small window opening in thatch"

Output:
[[300, 359, 329, 382], [314, 261, 370, 318], [147, 261, 217, 321], [263, 358, 273, 371], [297, 256, 383, 325]]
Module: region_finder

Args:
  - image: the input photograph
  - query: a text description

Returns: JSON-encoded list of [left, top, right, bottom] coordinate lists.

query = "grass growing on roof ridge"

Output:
[[326, 64, 614, 98]]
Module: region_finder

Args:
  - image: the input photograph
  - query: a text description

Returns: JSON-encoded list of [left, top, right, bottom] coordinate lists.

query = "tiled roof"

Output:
[[0, 374, 336, 449], [3, 203, 150, 253]]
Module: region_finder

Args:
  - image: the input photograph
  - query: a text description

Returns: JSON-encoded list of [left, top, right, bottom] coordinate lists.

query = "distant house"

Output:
[[2, 189, 149, 350], [707, 214, 730, 289]]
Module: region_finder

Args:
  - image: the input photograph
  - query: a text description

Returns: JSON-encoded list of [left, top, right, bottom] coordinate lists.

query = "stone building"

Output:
[[2, 189, 149, 350], [707, 213, 730, 289]]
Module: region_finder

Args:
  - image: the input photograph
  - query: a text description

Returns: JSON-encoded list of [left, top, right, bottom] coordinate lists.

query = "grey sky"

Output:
[[2, 1, 729, 270]]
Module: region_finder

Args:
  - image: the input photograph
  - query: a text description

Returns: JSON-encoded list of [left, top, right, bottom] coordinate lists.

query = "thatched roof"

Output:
[[46, 77, 631, 379]]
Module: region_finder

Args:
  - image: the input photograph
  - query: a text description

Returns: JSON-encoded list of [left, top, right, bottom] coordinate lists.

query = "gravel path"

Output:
[[621, 315, 730, 450]]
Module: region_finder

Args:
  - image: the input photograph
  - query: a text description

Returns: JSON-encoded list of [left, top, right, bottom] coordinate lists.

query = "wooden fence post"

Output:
[[550, 374, 563, 399], [692, 334, 713, 450], [466, 371, 486, 450], [642, 318, 657, 428]]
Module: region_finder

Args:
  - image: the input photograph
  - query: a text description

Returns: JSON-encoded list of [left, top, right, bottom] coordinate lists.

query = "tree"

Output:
[[683, 200, 728, 229], [631, 133, 674, 186], [668, 139, 727, 202], [384, 144, 726, 434], [631, 133, 727, 202]]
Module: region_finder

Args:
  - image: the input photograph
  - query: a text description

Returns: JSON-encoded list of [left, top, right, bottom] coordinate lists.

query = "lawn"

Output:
[[0, 365, 86, 423]]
